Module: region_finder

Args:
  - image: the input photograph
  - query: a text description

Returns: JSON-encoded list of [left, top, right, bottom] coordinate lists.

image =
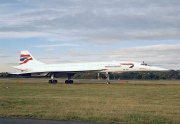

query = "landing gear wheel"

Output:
[[65, 80, 74, 84], [49, 74, 57, 84], [53, 80, 57, 83], [49, 80, 58, 84], [49, 80, 51, 83], [106, 72, 110, 84], [106, 81, 110, 84]]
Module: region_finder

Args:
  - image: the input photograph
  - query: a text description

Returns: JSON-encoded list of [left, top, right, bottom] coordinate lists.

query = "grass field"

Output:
[[0, 78, 180, 124]]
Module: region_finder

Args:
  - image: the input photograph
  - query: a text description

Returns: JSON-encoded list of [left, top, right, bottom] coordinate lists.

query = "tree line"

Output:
[[73, 70, 180, 80], [1, 70, 180, 80]]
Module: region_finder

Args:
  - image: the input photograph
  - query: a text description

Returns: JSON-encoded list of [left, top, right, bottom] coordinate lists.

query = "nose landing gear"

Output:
[[106, 72, 110, 84]]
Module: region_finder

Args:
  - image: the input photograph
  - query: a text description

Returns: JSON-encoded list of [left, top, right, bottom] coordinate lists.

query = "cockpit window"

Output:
[[141, 63, 147, 66], [141, 61, 148, 66]]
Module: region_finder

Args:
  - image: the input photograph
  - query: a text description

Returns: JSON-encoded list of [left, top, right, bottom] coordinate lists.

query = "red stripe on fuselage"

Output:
[[121, 63, 134, 66]]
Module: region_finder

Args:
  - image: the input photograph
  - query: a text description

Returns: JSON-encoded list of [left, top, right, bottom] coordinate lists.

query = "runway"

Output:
[[0, 118, 109, 124]]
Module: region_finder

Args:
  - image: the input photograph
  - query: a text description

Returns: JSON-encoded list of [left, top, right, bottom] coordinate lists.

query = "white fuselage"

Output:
[[14, 61, 167, 73]]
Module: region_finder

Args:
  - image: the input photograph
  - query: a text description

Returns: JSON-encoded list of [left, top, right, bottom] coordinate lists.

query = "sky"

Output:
[[0, 0, 180, 72]]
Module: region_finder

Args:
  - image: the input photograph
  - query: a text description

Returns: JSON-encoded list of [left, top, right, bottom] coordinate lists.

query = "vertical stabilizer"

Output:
[[19, 50, 44, 65]]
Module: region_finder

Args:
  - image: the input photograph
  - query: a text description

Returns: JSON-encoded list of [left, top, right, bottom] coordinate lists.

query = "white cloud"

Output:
[[1, 44, 179, 72], [55, 44, 179, 68], [0, 31, 50, 38], [0, 1, 180, 72], [0, 0, 180, 44], [34, 43, 81, 48]]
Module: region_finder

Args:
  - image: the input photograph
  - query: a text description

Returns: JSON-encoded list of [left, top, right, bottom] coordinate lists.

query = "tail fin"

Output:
[[19, 50, 44, 65]]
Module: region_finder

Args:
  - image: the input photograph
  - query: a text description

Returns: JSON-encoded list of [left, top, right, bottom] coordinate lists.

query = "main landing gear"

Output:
[[49, 74, 58, 84], [49, 80, 58, 83], [106, 72, 110, 84], [65, 74, 74, 84], [48, 73, 74, 84]]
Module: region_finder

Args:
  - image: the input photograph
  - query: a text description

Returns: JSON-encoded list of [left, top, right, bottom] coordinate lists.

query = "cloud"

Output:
[[0, 63, 18, 72], [34, 43, 81, 48], [0, 0, 180, 44], [34, 44, 180, 70], [0, 55, 10, 58], [0, 1, 180, 71], [101, 44, 179, 58], [1, 44, 179, 72]]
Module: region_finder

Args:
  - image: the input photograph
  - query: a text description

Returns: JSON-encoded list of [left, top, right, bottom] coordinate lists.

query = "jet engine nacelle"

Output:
[[31, 72, 48, 77]]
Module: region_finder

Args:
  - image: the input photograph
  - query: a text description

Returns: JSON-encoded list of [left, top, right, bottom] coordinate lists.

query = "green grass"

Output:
[[0, 78, 180, 124]]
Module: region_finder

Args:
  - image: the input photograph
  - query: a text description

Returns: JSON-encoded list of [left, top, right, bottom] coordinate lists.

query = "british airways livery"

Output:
[[20, 54, 33, 65], [12, 50, 168, 84]]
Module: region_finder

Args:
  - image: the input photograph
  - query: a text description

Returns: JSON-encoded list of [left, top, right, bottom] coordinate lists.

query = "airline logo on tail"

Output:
[[20, 54, 33, 65]]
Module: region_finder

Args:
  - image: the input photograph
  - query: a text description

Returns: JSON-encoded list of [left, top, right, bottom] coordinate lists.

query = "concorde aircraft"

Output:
[[12, 50, 168, 84]]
